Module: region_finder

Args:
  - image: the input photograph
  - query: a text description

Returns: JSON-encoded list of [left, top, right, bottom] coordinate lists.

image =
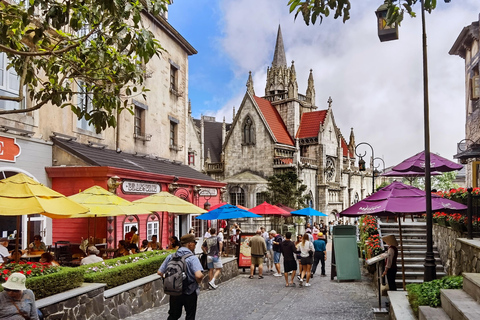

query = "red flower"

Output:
[[26, 270, 32, 275], [3, 269, 9, 274], [31, 264, 37, 269], [19, 271, 24, 274]]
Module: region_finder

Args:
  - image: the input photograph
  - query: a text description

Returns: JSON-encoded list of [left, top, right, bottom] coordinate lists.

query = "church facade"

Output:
[[190, 26, 376, 221]]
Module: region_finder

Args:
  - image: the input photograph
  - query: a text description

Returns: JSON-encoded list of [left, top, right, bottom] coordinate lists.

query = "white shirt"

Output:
[[218, 232, 224, 242], [0, 244, 9, 263], [80, 254, 104, 265], [204, 232, 211, 238], [299, 241, 314, 258]]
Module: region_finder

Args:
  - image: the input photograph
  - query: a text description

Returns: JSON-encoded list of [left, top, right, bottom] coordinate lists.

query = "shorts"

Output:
[[300, 256, 313, 265], [207, 255, 223, 269], [251, 256, 264, 266], [283, 260, 297, 273], [266, 249, 274, 262], [274, 251, 281, 264]]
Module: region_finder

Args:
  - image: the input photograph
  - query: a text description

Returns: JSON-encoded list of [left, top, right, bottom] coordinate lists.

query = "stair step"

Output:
[[419, 306, 449, 320], [441, 289, 480, 320], [397, 271, 447, 279], [463, 273, 480, 303], [400, 264, 445, 270]]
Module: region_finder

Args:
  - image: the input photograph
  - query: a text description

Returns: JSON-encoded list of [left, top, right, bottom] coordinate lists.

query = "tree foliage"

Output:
[[0, 0, 167, 133], [402, 171, 459, 191], [287, 0, 449, 26], [261, 171, 312, 209]]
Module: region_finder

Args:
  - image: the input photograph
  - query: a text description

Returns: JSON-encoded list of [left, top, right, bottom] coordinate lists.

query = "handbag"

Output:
[[308, 250, 314, 258], [199, 253, 208, 270]]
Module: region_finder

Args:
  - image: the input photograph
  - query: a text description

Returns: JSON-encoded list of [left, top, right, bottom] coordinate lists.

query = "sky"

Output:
[[168, 0, 479, 169]]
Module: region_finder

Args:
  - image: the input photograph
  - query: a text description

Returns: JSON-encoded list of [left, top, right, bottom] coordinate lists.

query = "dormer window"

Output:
[[243, 116, 255, 145]]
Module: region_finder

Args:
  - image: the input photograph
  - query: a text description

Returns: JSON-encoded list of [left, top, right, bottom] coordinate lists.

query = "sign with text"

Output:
[[0, 136, 21, 163], [199, 187, 217, 197], [237, 233, 254, 268], [122, 180, 161, 194]]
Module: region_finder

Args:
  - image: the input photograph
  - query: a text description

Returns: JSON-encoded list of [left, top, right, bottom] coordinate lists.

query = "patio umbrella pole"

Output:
[[398, 214, 406, 290], [15, 215, 21, 262]]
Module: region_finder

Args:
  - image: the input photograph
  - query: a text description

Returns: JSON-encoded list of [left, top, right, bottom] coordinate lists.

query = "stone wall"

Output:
[[37, 257, 239, 320], [433, 224, 480, 275]]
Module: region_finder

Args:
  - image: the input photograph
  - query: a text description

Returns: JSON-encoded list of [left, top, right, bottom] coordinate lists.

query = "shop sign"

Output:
[[122, 180, 161, 194], [199, 187, 217, 197], [0, 136, 21, 163]]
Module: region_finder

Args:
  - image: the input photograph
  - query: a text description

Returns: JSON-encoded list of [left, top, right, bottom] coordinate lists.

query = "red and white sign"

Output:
[[0, 136, 21, 162]]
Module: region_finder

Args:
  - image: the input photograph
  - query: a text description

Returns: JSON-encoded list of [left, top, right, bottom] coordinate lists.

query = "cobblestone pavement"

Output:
[[127, 243, 389, 320]]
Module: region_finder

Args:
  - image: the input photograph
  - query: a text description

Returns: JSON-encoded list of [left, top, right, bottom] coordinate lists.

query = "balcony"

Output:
[[206, 162, 224, 173], [273, 157, 294, 168]]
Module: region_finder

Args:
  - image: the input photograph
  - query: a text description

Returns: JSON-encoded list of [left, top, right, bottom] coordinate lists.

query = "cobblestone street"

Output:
[[128, 244, 388, 320]]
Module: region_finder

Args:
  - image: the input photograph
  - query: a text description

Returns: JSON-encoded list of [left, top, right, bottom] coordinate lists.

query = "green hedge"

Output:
[[80, 251, 170, 289], [406, 276, 463, 316], [0, 267, 85, 300]]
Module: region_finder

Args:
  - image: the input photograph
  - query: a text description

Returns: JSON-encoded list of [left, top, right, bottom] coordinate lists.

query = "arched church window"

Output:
[[243, 116, 255, 145], [325, 157, 335, 182], [229, 186, 245, 207]]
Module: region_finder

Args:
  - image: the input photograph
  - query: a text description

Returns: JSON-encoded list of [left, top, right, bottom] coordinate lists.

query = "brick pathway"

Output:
[[127, 243, 388, 320]]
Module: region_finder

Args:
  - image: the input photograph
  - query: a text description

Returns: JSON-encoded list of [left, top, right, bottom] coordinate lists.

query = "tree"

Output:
[[287, 0, 450, 26], [402, 172, 459, 191], [261, 171, 312, 209], [0, 0, 167, 133]]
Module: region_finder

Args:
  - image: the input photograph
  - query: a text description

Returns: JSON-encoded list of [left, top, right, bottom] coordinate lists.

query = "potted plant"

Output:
[[448, 213, 466, 233]]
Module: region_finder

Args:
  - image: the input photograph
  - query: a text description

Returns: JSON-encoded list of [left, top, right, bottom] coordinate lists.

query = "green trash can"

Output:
[[331, 225, 361, 281]]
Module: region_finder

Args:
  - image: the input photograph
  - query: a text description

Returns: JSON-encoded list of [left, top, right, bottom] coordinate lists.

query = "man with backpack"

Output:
[[202, 228, 223, 289], [158, 234, 203, 320]]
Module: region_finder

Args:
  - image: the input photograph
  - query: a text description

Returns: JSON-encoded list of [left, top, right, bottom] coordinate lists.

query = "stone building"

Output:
[[0, 4, 224, 249], [450, 14, 480, 188], [194, 26, 375, 222]]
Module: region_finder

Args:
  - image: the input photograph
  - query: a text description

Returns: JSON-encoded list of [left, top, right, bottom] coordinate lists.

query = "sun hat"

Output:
[[2, 272, 27, 291], [318, 232, 324, 238], [382, 235, 398, 247], [180, 234, 196, 245], [87, 246, 100, 255], [0, 237, 8, 242]]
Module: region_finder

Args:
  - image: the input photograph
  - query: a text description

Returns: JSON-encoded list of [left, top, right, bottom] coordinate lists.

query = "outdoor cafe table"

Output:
[[21, 253, 42, 261]]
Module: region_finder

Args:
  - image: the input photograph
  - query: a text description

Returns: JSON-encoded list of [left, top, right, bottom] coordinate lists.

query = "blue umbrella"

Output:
[[291, 207, 328, 217], [195, 204, 261, 220]]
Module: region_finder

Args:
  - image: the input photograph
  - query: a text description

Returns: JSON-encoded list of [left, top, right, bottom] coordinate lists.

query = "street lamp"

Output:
[[376, 0, 439, 282], [355, 142, 375, 194], [373, 157, 386, 176]]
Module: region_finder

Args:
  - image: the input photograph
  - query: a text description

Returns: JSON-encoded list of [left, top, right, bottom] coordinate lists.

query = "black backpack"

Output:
[[162, 252, 194, 296]]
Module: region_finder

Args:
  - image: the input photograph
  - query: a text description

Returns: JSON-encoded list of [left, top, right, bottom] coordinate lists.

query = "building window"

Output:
[[123, 222, 138, 239], [170, 121, 176, 147], [170, 65, 177, 91], [188, 152, 195, 165], [230, 186, 245, 207], [76, 80, 94, 131], [134, 106, 144, 136], [0, 52, 25, 111], [146, 221, 159, 241], [471, 65, 479, 100], [243, 116, 255, 145], [474, 161, 480, 188], [256, 192, 266, 206]]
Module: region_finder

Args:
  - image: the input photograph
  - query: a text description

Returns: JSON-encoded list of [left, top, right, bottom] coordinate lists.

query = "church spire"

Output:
[[246, 71, 255, 95], [306, 69, 315, 105], [272, 25, 287, 67]]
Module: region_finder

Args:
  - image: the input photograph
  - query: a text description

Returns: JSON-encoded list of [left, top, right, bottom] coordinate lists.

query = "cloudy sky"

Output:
[[168, 1, 479, 168]]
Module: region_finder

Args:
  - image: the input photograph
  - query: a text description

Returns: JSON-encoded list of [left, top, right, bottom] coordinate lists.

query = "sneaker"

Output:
[[297, 275, 301, 281], [208, 280, 217, 289], [304, 283, 311, 287], [273, 273, 282, 277]]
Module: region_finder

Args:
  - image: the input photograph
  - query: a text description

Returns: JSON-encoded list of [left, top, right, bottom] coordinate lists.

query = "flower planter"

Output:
[[449, 221, 466, 233], [437, 217, 449, 227]]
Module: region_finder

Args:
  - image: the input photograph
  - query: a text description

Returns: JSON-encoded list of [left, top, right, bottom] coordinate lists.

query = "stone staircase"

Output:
[[419, 273, 480, 320], [379, 221, 447, 289]]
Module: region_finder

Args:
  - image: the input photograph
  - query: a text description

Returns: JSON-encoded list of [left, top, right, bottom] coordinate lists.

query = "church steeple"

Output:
[[306, 69, 315, 106], [272, 25, 287, 67]]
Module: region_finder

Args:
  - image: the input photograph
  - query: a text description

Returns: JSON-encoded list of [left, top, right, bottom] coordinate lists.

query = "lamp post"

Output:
[[355, 142, 375, 194], [376, 0, 437, 282], [373, 157, 386, 177]]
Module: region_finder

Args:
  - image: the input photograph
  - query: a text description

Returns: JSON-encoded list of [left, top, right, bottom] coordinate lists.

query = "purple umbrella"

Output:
[[381, 170, 441, 177], [391, 151, 462, 173], [340, 181, 467, 289], [340, 181, 467, 217]]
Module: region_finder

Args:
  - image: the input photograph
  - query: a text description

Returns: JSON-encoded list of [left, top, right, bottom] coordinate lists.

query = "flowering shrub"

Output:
[[0, 261, 59, 281], [359, 215, 383, 258], [365, 234, 383, 257], [435, 187, 480, 199], [448, 213, 466, 224], [433, 212, 448, 223]]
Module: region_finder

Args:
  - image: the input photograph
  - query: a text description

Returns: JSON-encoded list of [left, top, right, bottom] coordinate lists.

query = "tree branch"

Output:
[[0, 99, 48, 115]]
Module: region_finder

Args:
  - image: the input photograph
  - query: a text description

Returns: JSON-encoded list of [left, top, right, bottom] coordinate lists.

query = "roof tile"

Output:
[[253, 96, 294, 146], [296, 110, 327, 139]]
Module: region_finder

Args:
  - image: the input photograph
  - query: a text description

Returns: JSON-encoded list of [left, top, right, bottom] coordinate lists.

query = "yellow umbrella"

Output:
[[133, 191, 207, 214], [0, 173, 89, 218], [68, 186, 152, 217]]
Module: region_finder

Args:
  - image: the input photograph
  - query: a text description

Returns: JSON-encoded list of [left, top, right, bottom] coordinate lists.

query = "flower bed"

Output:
[[358, 215, 382, 261], [80, 250, 171, 289]]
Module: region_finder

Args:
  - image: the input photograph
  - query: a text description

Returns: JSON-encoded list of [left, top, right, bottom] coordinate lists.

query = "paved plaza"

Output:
[[127, 244, 389, 320]]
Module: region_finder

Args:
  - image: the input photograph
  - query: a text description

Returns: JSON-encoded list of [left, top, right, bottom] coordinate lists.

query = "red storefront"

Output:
[[46, 137, 225, 249]]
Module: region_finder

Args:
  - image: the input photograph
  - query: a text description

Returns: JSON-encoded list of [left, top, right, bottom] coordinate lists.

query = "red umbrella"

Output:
[[276, 203, 295, 213], [209, 202, 249, 211], [392, 151, 462, 173], [249, 202, 291, 217]]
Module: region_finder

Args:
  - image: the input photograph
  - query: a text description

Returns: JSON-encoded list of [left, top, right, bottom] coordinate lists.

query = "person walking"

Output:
[[270, 230, 283, 277], [311, 232, 327, 277], [265, 231, 274, 273], [157, 234, 204, 320], [382, 234, 398, 291], [202, 228, 223, 289], [280, 232, 300, 287], [248, 230, 266, 279], [298, 233, 314, 287]]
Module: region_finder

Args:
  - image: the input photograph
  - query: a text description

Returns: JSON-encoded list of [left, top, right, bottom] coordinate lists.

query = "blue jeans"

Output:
[[273, 251, 281, 264]]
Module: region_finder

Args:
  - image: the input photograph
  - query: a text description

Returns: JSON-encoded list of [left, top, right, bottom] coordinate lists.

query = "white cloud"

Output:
[[212, 0, 478, 167]]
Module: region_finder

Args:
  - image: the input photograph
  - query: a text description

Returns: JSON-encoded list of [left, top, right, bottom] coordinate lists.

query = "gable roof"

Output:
[[193, 118, 230, 163], [341, 135, 354, 158], [51, 137, 216, 182], [296, 110, 328, 139], [253, 96, 294, 146]]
